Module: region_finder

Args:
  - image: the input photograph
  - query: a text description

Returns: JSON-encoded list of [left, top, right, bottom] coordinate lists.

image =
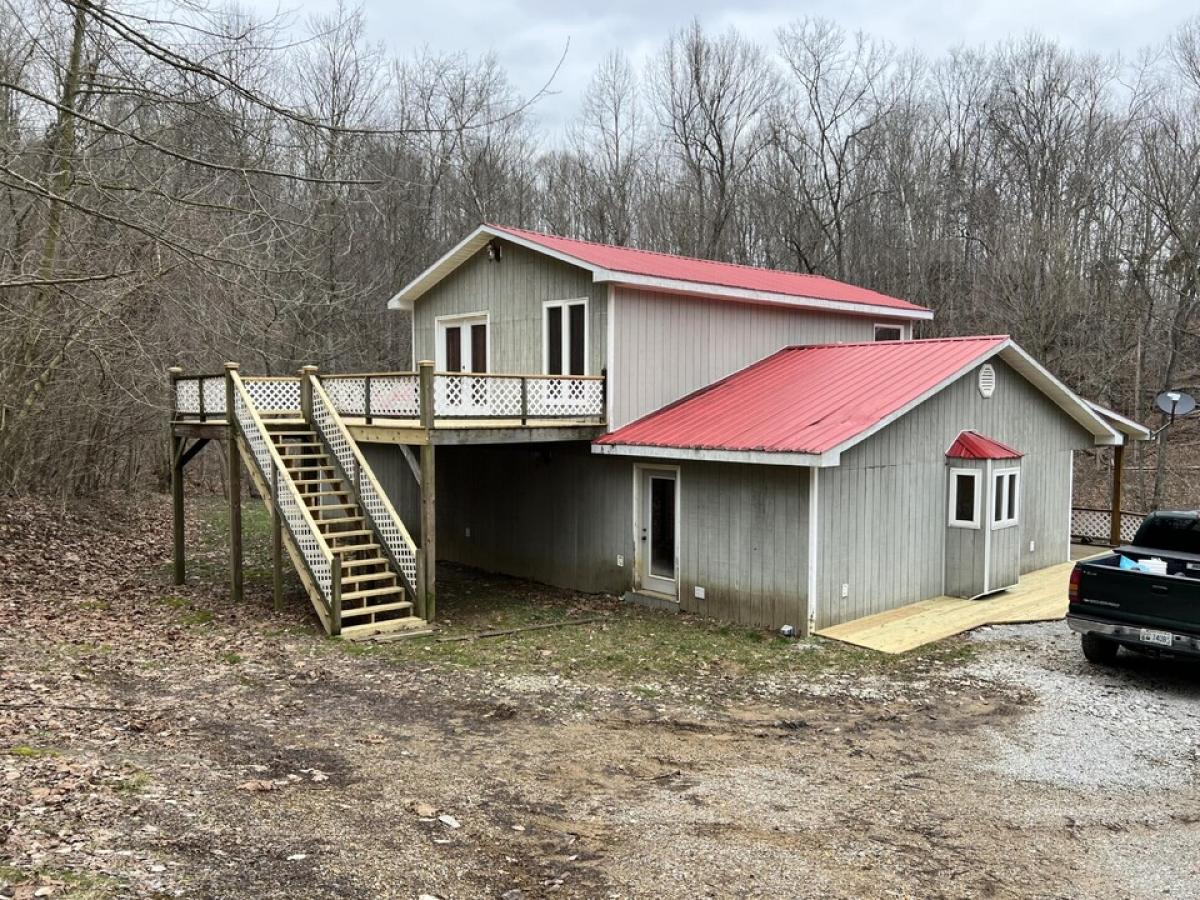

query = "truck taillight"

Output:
[[1068, 567, 1081, 605]]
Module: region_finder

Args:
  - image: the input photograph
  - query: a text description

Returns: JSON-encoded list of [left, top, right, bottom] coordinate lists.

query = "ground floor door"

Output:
[[637, 466, 678, 597]]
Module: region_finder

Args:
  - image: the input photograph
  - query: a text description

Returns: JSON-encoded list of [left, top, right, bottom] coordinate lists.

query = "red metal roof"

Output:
[[595, 336, 1009, 456], [945, 430, 1023, 460], [488, 224, 929, 314]]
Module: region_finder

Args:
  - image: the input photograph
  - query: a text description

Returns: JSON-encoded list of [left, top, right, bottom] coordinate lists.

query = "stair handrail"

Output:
[[229, 370, 337, 623], [306, 374, 420, 595]]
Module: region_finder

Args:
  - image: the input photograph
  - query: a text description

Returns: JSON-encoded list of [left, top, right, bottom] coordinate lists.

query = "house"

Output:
[[370, 224, 1123, 633], [168, 224, 1131, 639]]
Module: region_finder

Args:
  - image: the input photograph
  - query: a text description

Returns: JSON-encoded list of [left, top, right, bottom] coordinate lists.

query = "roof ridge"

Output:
[[488, 222, 874, 286], [781, 335, 1010, 352]]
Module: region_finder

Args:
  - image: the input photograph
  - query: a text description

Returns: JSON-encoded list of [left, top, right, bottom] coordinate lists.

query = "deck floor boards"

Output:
[[815, 555, 1103, 654]]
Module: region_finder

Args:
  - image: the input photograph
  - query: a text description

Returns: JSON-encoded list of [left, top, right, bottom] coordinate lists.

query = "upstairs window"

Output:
[[874, 323, 904, 341], [948, 468, 981, 529], [544, 298, 588, 376]]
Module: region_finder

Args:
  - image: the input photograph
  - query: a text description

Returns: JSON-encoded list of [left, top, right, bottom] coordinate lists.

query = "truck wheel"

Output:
[[1081, 633, 1119, 665]]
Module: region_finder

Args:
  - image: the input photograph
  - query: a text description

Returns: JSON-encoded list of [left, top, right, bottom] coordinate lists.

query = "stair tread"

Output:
[[339, 557, 389, 569], [280, 453, 330, 460], [340, 600, 413, 618], [331, 542, 380, 554], [342, 585, 406, 601], [324, 529, 373, 539], [341, 571, 397, 585]]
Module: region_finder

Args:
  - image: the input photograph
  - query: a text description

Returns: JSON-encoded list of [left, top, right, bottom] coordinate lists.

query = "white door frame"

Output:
[[434, 311, 490, 373], [633, 463, 681, 597]]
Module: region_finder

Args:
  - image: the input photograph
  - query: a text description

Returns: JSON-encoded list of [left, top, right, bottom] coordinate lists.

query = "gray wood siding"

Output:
[[610, 287, 908, 427], [363, 440, 810, 628], [413, 242, 606, 375], [816, 359, 1091, 627], [676, 460, 809, 630]]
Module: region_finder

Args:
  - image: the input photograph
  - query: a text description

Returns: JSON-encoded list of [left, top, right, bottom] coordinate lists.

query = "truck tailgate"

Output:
[[1075, 558, 1200, 634]]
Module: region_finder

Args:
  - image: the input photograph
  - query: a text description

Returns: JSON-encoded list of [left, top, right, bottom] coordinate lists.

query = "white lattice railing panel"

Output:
[[201, 377, 226, 416], [175, 379, 200, 414], [232, 377, 333, 606], [1071, 508, 1146, 544], [527, 377, 605, 417], [243, 378, 300, 413], [309, 378, 419, 589], [323, 375, 421, 419], [433, 375, 524, 418]]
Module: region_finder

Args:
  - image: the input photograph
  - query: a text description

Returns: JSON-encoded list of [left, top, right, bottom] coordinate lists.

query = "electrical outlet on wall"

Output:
[[1029, 540, 1035, 552], [841, 583, 849, 599], [616, 554, 624, 567], [694, 585, 706, 600], [465, 526, 471, 538]]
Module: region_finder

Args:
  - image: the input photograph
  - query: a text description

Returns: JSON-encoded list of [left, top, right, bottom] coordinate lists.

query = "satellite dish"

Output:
[[1155, 389, 1197, 418]]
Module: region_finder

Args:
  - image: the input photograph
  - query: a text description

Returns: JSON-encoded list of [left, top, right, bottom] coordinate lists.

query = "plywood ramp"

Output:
[[816, 558, 1079, 654]]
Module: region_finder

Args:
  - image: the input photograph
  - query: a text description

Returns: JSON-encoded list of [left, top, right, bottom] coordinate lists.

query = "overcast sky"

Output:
[[255, 0, 1186, 134]]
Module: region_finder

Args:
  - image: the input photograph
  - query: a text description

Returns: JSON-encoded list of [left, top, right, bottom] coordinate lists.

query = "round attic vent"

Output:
[[978, 363, 996, 398]]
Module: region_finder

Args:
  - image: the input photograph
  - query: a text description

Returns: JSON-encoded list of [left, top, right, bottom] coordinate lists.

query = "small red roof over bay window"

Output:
[[945, 430, 1023, 460]]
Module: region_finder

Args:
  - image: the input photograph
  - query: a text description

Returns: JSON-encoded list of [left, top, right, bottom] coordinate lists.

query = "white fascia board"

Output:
[[1085, 400, 1151, 440], [592, 441, 837, 467], [595, 270, 935, 322], [997, 344, 1124, 446]]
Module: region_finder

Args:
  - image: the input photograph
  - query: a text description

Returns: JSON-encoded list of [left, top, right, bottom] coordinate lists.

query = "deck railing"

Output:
[[173, 373, 227, 419], [1071, 507, 1146, 545], [174, 366, 606, 426], [322, 370, 606, 424]]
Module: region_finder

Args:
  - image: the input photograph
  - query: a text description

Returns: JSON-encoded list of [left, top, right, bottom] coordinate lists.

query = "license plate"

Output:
[[1139, 628, 1174, 647]]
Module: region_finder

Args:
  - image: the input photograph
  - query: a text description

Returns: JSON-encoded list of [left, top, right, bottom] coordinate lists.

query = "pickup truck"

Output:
[[1067, 510, 1200, 664]]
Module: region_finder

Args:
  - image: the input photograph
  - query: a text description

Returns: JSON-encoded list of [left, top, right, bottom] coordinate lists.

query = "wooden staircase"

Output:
[[257, 418, 423, 638]]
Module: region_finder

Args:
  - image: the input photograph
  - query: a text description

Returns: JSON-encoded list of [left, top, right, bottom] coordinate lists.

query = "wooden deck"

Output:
[[815, 556, 1096, 654]]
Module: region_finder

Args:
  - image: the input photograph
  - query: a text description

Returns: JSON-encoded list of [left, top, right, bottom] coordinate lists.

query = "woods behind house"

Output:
[[1, 1, 1197, 505]]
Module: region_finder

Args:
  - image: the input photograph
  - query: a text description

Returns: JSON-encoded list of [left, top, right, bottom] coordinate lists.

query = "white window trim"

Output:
[[542, 297, 589, 376], [992, 467, 1021, 529], [874, 322, 905, 341], [434, 311, 490, 372], [948, 467, 982, 529]]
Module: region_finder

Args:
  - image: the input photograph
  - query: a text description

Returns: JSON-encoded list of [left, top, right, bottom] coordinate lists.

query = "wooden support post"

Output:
[[415, 549, 426, 621], [520, 376, 528, 425], [364, 375, 373, 425], [420, 443, 436, 621], [271, 466, 283, 612], [418, 360, 435, 430], [299, 365, 318, 422], [169, 366, 185, 585], [1109, 442, 1126, 547], [330, 555, 343, 637], [225, 362, 244, 604]]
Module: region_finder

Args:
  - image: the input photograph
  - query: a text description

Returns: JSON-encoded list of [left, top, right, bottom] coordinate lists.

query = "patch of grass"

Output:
[[160, 595, 191, 609], [114, 771, 152, 794], [222, 652, 243, 664], [341, 566, 972, 686], [0, 863, 126, 898], [182, 609, 215, 626], [5, 745, 60, 758]]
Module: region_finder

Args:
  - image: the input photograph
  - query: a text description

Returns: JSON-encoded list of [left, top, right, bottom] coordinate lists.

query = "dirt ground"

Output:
[[1, 495, 1198, 899]]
